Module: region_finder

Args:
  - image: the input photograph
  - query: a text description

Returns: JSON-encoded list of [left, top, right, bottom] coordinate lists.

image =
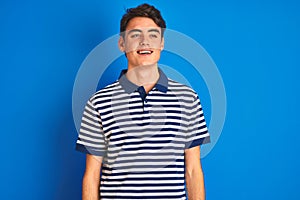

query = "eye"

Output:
[[130, 33, 141, 38], [149, 34, 158, 39]]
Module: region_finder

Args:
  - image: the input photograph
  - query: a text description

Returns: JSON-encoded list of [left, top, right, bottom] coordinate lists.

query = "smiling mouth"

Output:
[[137, 50, 153, 55]]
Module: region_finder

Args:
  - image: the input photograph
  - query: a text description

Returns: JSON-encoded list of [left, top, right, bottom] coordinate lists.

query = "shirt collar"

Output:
[[119, 68, 168, 94]]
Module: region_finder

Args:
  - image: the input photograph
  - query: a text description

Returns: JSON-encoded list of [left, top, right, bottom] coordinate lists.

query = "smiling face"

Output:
[[118, 17, 164, 70]]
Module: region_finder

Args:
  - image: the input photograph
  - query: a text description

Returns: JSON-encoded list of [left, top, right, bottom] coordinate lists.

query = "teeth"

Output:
[[137, 50, 152, 54]]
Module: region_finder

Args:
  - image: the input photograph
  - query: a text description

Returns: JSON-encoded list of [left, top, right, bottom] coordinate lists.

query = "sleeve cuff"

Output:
[[75, 144, 106, 157], [185, 136, 211, 149]]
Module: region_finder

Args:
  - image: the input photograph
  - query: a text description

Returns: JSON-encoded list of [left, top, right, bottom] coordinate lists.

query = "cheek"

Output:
[[152, 40, 164, 49], [125, 51, 137, 62], [125, 42, 138, 53], [152, 50, 162, 60]]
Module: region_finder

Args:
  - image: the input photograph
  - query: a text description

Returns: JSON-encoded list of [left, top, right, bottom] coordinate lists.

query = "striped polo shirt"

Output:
[[76, 68, 210, 200]]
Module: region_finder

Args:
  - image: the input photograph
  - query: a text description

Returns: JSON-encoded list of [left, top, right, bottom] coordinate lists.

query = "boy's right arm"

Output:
[[82, 154, 103, 200]]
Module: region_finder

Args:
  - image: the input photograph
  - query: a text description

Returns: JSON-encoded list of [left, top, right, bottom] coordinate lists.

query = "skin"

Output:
[[82, 155, 102, 200], [82, 17, 206, 200], [185, 146, 206, 200], [118, 17, 164, 92]]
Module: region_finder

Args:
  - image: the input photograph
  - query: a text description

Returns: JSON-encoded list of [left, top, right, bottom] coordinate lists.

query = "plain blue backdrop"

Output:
[[1, 0, 299, 199]]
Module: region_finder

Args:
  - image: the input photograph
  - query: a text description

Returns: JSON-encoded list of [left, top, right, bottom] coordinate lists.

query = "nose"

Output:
[[139, 34, 149, 46]]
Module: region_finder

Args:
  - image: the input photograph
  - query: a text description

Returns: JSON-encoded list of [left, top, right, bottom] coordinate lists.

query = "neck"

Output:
[[126, 64, 159, 93]]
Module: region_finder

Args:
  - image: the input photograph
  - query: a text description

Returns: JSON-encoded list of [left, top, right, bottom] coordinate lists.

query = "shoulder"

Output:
[[167, 78, 198, 99], [89, 81, 122, 103]]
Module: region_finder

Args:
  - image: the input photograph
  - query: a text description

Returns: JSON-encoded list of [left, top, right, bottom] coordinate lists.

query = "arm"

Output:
[[82, 154, 102, 200], [185, 146, 205, 200]]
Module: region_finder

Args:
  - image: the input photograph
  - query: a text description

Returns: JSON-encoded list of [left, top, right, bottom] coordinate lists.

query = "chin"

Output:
[[139, 61, 158, 67]]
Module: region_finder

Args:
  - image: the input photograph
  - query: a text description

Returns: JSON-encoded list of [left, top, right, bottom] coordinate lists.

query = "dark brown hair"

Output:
[[120, 3, 166, 37]]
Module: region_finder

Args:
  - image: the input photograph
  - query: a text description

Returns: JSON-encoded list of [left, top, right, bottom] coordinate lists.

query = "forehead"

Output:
[[126, 17, 160, 31]]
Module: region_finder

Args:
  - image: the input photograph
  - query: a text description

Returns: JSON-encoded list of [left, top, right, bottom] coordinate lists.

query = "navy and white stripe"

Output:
[[76, 68, 210, 200]]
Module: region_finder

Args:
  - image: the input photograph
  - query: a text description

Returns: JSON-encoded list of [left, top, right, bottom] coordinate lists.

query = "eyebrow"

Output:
[[127, 29, 142, 35], [148, 28, 161, 34], [127, 28, 161, 35]]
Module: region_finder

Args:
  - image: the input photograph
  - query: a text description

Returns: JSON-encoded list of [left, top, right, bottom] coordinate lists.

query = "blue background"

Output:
[[1, 0, 299, 199]]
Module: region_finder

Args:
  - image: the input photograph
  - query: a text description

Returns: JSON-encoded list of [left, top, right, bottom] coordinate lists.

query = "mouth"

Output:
[[137, 49, 153, 55]]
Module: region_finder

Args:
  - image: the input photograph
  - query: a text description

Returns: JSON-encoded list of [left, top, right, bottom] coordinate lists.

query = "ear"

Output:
[[118, 36, 125, 52], [160, 37, 164, 51]]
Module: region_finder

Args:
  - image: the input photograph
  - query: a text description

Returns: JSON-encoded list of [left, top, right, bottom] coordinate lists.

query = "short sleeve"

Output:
[[75, 98, 107, 156], [185, 94, 210, 149]]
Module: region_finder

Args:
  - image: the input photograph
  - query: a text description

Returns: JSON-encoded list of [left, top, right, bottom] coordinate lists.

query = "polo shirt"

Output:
[[76, 68, 210, 200]]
